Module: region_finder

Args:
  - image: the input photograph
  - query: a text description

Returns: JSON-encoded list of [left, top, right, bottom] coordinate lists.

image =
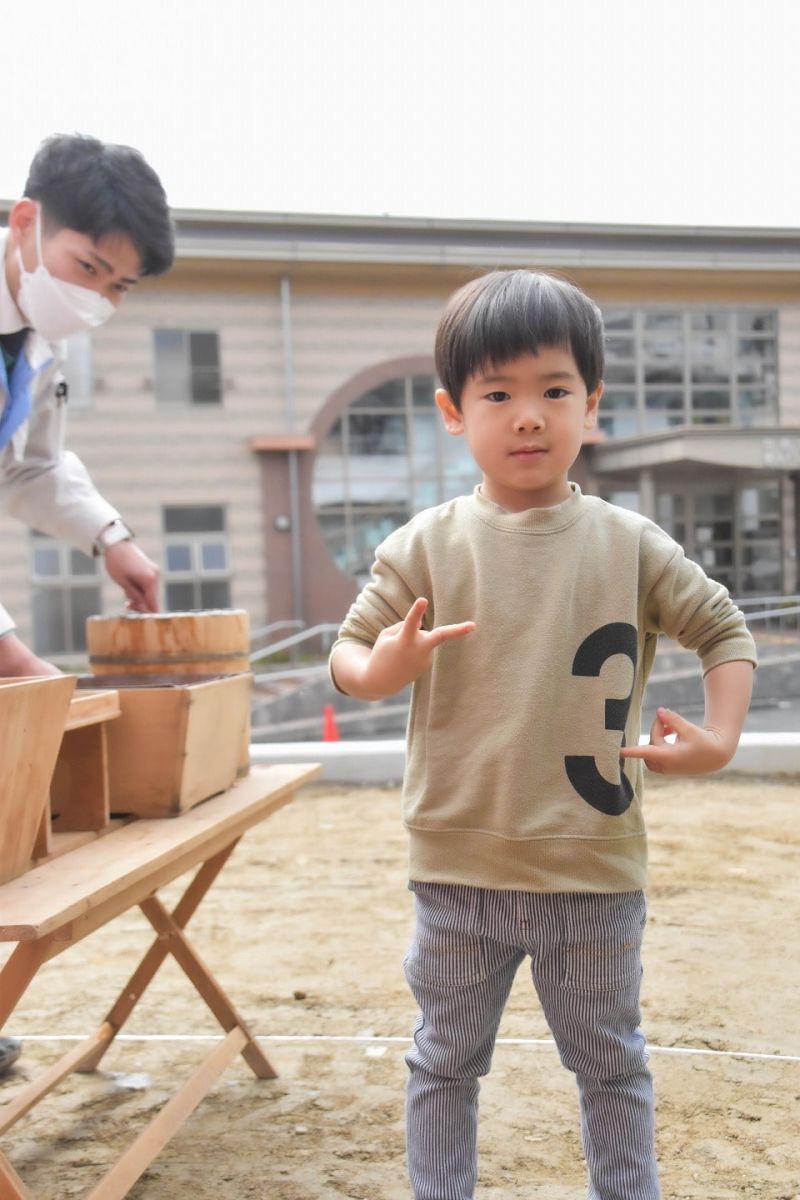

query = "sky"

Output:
[[2, 0, 799, 229]]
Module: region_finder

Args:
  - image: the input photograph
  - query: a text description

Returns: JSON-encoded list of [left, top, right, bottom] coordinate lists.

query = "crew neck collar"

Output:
[[470, 482, 585, 533]]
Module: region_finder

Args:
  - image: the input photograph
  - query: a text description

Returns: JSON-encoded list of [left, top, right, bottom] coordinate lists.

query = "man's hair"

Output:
[[435, 270, 605, 406], [24, 133, 174, 277]]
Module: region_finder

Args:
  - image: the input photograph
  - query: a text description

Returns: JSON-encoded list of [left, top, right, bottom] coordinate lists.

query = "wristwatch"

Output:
[[93, 518, 134, 556]]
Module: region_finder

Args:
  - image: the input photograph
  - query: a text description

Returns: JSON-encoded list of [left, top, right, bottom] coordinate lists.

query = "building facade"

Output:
[[1, 210, 799, 658]]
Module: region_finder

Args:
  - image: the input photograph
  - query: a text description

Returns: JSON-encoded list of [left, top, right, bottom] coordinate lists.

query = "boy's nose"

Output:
[[514, 405, 545, 431]]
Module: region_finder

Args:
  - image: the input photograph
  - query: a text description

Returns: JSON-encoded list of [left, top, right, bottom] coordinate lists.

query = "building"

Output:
[[1, 209, 799, 659]]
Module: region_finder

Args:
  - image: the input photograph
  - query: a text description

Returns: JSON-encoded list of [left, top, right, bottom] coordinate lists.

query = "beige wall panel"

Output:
[[778, 308, 800, 426], [289, 291, 443, 430]]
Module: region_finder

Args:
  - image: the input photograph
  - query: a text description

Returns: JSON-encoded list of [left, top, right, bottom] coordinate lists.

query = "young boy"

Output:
[[0, 132, 175, 679], [329, 270, 756, 1200]]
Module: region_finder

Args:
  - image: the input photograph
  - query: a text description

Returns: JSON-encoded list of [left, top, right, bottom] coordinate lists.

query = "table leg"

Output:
[[78, 842, 238, 1074], [138, 893, 277, 1079], [0, 1150, 32, 1199], [0, 1025, 115, 1137], [83, 1028, 247, 1200], [0, 940, 55, 1029]]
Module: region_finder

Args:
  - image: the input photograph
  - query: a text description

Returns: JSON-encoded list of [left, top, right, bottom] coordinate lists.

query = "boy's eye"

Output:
[[484, 391, 510, 403], [77, 259, 96, 276], [545, 387, 569, 399]]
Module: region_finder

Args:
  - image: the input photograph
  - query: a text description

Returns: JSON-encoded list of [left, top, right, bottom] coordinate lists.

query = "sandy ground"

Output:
[[1, 774, 799, 1200]]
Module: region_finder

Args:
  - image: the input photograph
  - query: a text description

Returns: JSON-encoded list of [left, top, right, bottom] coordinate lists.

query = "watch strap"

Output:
[[93, 519, 134, 556]]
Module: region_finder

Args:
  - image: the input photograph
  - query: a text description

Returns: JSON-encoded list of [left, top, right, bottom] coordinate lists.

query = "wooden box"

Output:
[[77, 673, 252, 817], [86, 610, 251, 776], [48, 689, 122, 836], [0, 674, 76, 884]]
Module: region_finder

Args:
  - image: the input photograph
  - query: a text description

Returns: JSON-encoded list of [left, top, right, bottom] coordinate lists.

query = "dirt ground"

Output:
[[1, 774, 799, 1200]]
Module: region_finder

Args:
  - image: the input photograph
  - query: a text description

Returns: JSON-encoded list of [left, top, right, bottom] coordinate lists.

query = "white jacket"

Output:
[[0, 228, 119, 636]]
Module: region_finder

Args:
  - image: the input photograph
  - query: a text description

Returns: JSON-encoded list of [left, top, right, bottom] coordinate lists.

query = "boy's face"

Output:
[[7, 198, 141, 307], [436, 348, 601, 512]]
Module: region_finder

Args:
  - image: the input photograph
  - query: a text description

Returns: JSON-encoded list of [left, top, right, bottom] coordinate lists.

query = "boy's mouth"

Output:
[[510, 445, 547, 457]]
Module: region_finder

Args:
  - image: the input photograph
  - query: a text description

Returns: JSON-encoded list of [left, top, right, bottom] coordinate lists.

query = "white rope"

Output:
[[9, 1032, 799, 1064]]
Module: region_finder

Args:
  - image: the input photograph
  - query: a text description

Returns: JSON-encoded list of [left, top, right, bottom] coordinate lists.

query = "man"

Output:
[[0, 134, 174, 1076], [0, 132, 174, 677]]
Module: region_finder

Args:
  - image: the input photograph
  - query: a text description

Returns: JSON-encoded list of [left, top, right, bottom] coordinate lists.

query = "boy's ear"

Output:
[[435, 388, 465, 435], [8, 198, 38, 247], [584, 381, 603, 430]]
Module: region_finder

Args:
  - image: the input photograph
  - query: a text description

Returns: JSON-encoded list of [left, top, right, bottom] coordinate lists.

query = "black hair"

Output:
[[24, 133, 175, 277], [435, 270, 604, 407]]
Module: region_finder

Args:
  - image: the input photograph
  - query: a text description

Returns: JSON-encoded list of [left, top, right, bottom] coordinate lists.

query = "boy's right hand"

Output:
[[333, 597, 475, 701]]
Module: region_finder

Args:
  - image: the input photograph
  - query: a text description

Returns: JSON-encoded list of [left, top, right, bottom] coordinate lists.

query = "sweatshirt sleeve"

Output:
[[643, 528, 757, 674], [328, 527, 424, 692]]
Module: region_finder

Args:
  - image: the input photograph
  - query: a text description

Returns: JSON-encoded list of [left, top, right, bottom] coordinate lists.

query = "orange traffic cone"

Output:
[[322, 703, 341, 742]]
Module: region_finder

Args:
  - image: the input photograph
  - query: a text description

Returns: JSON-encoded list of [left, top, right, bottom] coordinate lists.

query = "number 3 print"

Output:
[[564, 622, 638, 816]]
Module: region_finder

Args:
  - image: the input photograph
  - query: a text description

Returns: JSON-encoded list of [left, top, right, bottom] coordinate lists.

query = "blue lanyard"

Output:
[[0, 344, 38, 449]]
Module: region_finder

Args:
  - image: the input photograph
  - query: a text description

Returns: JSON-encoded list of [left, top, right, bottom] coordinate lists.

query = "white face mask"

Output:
[[15, 205, 116, 341]]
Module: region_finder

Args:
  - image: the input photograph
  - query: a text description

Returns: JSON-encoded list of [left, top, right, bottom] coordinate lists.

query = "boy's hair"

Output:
[[24, 133, 175, 277], [435, 270, 605, 406]]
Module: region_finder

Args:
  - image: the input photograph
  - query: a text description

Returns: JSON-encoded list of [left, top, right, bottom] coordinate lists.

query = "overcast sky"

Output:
[[2, 0, 798, 229]]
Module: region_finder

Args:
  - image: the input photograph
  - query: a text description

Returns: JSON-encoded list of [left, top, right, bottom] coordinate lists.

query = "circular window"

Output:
[[313, 373, 479, 583]]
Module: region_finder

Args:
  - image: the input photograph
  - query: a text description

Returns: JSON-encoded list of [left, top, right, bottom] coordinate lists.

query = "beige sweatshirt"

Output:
[[330, 485, 757, 893]]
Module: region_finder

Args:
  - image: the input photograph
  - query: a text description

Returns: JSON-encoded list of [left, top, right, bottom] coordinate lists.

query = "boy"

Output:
[[329, 270, 756, 1200], [0, 132, 175, 679]]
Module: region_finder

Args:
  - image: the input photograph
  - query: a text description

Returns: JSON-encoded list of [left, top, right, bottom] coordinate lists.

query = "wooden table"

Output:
[[0, 763, 319, 1199]]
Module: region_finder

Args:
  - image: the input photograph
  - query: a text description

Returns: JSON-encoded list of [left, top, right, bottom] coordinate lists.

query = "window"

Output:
[[163, 506, 231, 610], [739, 484, 782, 593], [154, 330, 222, 405], [600, 309, 778, 437], [313, 373, 480, 583], [30, 533, 101, 655], [60, 332, 93, 408], [655, 483, 782, 595]]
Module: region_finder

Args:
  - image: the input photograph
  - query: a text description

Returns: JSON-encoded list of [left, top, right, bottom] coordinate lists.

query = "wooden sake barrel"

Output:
[[86, 610, 250, 677]]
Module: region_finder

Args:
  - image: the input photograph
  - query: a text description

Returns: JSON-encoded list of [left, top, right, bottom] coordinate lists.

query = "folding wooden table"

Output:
[[0, 763, 319, 1199]]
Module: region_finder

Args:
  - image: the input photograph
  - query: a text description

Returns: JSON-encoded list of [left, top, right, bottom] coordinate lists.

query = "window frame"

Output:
[[29, 532, 101, 656], [162, 505, 232, 611], [600, 306, 778, 438], [312, 372, 481, 583], [153, 328, 223, 406]]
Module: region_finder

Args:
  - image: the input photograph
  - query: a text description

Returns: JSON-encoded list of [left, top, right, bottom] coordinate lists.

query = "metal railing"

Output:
[[735, 594, 800, 635], [249, 619, 304, 648], [248, 595, 800, 740], [249, 623, 340, 668]]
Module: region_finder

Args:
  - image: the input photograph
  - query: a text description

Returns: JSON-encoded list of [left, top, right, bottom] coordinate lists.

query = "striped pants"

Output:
[[403, 884, 659, 1200]]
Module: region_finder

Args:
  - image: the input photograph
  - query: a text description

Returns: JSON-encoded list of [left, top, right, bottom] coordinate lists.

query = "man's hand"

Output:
[[104, 542, 160, 613], [331, 597, 476, 700], [0, 632, 61, 677], [620, 706, 734, 775]]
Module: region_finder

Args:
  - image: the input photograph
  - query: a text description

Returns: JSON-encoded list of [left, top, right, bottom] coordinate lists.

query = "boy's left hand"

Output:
[[619, 706, 734, 775]]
